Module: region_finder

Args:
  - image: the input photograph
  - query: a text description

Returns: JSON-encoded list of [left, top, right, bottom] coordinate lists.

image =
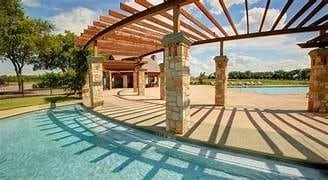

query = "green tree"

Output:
[[33, 31, 77, 73], [0, 0, 53, 94], [198, 72, 206, 84], [33, 31, 89, 95]]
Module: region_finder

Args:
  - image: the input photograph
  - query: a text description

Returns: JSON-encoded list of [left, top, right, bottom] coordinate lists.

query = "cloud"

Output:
[[51, 7, 99, 35], [202, 0, 260, 15], [22, 0, 41, 7]]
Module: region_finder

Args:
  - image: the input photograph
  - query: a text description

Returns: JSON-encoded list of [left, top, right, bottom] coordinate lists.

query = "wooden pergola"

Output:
[[76, 0, 328, 57]]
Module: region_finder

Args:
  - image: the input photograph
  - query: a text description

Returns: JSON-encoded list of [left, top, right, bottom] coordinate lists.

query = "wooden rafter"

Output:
[[120, 2, 202, 41], [297, 0, 327, 28], [194, 1, 228, 36], [310, 14, 328, 26], [180, 7, 217, 38], [259, 0, 271, 32], [218, 0, 238, 35], [271, 0, 294, 31], [135, 0, 210, 39], [108, 9, 170, 35], [245, 0, 249, 34], [283, 0, 316, 29], [98, 16, 163, 40]]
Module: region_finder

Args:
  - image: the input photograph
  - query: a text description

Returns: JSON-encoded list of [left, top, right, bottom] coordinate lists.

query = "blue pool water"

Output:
[[0, 105, 326, 179], [230, 87, 309, 95]]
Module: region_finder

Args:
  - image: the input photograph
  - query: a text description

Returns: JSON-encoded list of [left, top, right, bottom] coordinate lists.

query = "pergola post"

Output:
[[138, 69, 146, 96], [133, 69, 138, 92], [123, 74, 128, 88], [108, 71, 112, 89], [162, 5, 191, 134], [82, 56, 105, 108], [214, 41, 229, 106], [308, 48, 328, 113], [159, 63, 165, 100]]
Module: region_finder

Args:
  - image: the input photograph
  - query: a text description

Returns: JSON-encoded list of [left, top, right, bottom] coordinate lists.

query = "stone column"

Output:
[[108, 71, 112, 89], [133, 70, 138, 92], [123, 74, 128, 88], [308, 48, 328, 113], [138, 69, 146, 96], [159, 63, 166, 100], [214, 56, 229, 106], [162, 32, 191, 134], [82, 56, 104, 108]]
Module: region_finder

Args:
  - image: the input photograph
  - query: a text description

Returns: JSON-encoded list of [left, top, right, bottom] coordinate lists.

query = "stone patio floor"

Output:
[[94, 85, 328, 165]]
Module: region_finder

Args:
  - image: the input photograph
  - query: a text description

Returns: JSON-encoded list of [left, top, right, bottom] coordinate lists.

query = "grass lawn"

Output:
[[0, 96, 78, 111], [191, 79, 309, 86]]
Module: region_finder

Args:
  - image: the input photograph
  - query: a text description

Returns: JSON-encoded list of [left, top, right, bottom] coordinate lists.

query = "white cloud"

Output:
[[202, 0, 260, 15], [51, 7, 99, 35], [22, 0, 41, 7]]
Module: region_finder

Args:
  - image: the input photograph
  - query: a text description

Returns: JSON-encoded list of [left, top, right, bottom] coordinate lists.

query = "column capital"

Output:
[[309, 48, 328, 57], [161, 32, 192, 47], [214, 55, 229, 63]]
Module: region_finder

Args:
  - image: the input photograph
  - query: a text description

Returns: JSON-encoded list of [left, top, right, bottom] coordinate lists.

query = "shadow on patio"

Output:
[[96, 89, 328, 165]]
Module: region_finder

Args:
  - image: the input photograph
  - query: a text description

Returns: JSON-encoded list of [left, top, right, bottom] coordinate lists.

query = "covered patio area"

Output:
[[94, 86, 328, 165]]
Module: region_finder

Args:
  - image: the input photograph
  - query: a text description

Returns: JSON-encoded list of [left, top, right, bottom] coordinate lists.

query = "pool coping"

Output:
[[82, 104, 327, 170]]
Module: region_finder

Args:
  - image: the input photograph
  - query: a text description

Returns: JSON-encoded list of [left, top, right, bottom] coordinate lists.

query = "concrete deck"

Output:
[[95, 85, 328, 165]]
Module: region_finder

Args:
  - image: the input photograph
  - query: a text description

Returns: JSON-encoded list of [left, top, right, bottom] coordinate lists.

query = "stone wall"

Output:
[[133, 70, 138, 92], [138, 69, 146, 96], [123, 74, 128, 88], [308, 48, 328, 113], [82, 56, 104, 108], [162, 32, 192, 134], [214, 56, 229, 106], [159, 63, 166, 100]]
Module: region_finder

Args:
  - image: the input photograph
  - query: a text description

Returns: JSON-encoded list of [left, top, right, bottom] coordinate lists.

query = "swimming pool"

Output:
[[230, 87, 309, 95], [0, 105, 325, 179]]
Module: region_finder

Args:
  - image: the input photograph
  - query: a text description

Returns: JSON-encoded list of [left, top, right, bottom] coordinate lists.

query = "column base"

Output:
[[166, 120, 188, 134]]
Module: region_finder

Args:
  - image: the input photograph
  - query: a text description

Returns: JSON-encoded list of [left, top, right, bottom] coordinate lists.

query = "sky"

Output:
[[0, 0, 326, 76]]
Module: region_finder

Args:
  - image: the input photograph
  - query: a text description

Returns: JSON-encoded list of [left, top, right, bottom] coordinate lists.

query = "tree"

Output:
[[198, 72, 206, 84], [0, 0, 53, 94], [33, 31, 90, 95], [33, 31, 78, 73]]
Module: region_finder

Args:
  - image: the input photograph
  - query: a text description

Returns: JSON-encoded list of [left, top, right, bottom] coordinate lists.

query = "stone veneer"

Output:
[[162, 32, 192, 134], [133, 70, 138, 92], [214, 56, 229, 106], [308, 48, 328, 113], [82, 56, 104, 108], [138, 69, 146, 96], [123, 74, 128, 88], [159, 63, 166, 100]]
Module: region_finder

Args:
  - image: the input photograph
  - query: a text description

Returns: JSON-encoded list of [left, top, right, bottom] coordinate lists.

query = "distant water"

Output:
[[229, 87, 309, 95]]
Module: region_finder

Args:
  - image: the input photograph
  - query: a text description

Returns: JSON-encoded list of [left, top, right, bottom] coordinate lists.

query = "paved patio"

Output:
[[94, 85, 328, 165]]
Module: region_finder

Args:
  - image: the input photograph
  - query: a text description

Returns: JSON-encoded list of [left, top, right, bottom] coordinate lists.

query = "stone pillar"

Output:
[[308, 48, 328, 113], [162, 32, 191, 134], [133, 70, 138, 92], [108, 71, 112, 89], [138, 69, 146, 96], [214, 56, 229, 106], [82, 56, 104, 108], [123, 74, 128, 88], [159, 63, 166, 100]]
